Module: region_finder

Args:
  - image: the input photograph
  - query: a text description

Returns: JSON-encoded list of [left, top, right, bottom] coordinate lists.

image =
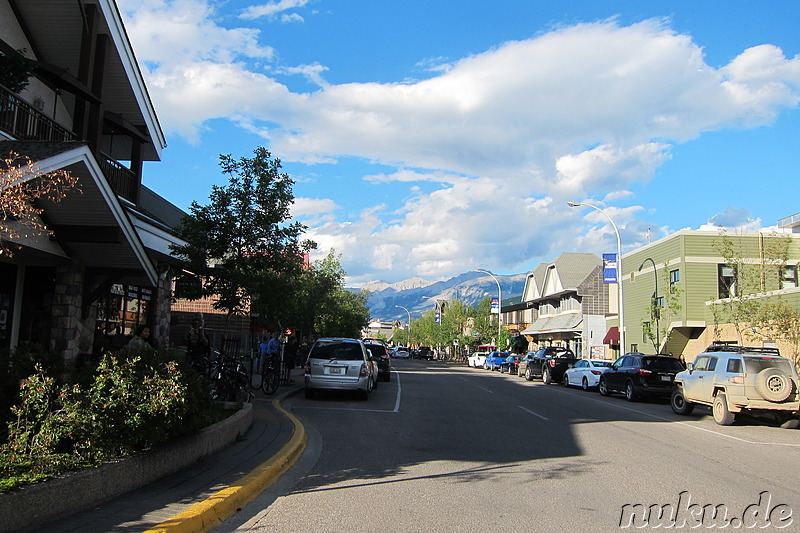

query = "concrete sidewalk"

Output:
[[33, 372, 306, 533]]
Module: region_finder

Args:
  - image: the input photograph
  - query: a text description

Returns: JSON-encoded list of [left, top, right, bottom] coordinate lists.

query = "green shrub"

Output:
[[0, 346, 227, 492]]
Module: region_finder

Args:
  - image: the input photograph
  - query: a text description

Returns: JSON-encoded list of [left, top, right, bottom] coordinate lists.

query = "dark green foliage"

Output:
[[171, 147, 315, 327], [0, 49, 33, 93], [0, 346, 223, 492]]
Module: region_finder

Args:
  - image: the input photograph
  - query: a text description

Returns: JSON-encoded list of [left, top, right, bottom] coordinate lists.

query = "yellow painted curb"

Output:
[[144, 399, 306, 533]]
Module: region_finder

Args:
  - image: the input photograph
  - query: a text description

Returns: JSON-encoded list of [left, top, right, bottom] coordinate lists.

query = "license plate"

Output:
[[661, 375, 672, 382], [327, 366, 344, 375]]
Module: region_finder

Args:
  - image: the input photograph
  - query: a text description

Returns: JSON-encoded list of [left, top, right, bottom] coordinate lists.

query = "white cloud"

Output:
[[240, 0, 310, 20], [118, 5, 800, 282], [291, 197, 338, 217]]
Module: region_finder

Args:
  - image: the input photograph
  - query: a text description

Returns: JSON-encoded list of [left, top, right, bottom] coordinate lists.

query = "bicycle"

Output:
[[209, 355, 254, 403], [261, 353, 281, 395]]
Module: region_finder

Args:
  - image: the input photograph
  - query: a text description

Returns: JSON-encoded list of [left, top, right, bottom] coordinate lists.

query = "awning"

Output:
[[603, 327, 620, 345], [520, 313, 582, 336]]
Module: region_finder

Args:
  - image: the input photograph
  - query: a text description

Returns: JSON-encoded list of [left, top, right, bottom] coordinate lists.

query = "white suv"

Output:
[[671, 346, 800, 428]]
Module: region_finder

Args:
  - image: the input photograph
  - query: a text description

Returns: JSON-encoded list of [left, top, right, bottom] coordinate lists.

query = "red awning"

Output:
[[603, 327, 619, 345]]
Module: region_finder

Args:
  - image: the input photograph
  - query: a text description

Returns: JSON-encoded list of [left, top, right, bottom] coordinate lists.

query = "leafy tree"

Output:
[[0, 152, 80, 256], [0, 49, 33, 93], [315, 288, 371, 338], [711, 231, 792, 344], [171, 148, 314, 330]]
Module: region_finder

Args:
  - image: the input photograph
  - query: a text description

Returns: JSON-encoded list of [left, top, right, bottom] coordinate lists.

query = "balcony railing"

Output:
[[99, 154, 138, 203], [0, 84, 75, 141], [1, 84, 139, 203]]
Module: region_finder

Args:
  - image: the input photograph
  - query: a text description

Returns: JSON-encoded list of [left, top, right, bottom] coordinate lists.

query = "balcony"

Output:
[[0, 83, 75, 141], [1, 84, 138, 203]]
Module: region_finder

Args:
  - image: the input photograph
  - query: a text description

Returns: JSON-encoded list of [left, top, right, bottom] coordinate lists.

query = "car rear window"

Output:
[[592, 361, 612, 367], [743, 356, 794, 375], [365, 344, 388, 356], [642, 357, 685, 371], [311, 341, 364, 361]]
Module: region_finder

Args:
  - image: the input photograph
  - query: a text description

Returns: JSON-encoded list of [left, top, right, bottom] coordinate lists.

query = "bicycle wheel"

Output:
[[261, 365, 279, 395]]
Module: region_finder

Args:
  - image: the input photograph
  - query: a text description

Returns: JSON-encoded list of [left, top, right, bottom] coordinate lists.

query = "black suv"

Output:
[[599, 353, 685, 401], [363, 341, 392, 382]]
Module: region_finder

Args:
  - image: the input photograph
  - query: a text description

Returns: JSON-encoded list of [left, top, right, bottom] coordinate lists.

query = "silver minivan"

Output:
[[304, 338, 376, 400]]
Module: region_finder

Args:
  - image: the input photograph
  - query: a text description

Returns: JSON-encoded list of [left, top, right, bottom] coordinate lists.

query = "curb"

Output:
[[143, 397, 307, 533]]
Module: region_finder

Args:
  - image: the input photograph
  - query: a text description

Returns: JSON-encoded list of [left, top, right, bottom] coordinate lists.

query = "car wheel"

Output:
[[563, 373, 570, 387], [542, 366, 552, 385], [670, 387, 694, 415], [582, 377, 589, 392], [304, 388, 315, 400], [598, 377, 610, 396], [625, 381, 638, 402], [755, 368, 795, 403], [372, 376, 379, 390], [712, 392, 735, 426], [525, 367, 533, 381], [484, 363, 489, 370]]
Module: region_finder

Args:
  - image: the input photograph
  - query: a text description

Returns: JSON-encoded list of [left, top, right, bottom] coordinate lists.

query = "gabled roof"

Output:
[[3, 141, 158, 285], [522, 252, 601, 301]]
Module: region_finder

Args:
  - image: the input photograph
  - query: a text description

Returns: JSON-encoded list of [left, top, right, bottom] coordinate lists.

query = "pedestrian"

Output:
[[185, 317, 209, 360], [266, 331, 282, 375], [284, 334, 298, 383], [678, 353, 686, 368], [257, 335, 269, 373], [127, 324, 153, 352]]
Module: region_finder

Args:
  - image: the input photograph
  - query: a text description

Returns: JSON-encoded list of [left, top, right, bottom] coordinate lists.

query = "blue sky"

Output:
[[119, 1, 800, 285]]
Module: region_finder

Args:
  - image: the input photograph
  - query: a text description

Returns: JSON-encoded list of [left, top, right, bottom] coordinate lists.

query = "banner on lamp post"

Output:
[[491, 297, 499, 314], [603, 253, 618, 284]]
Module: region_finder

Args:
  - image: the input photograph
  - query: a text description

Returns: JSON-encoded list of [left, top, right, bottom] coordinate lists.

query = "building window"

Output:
[[669, 269, 680, 286], [719, 264, 736, 298], [781, 265, 798, 289]]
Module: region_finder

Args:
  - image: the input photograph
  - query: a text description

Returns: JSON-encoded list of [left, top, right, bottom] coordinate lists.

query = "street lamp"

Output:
[[395, 305, 411, 347], [638, 257, 660, 353], [567, 201, 626, 354], [474, 269, 502, 347]]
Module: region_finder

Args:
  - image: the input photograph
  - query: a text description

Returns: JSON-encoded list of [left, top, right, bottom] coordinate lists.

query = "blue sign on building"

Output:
[[603, 253, 618, 284]]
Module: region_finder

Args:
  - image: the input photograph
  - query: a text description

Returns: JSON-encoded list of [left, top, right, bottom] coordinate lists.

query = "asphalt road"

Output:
[[217, 359, 800, 533]]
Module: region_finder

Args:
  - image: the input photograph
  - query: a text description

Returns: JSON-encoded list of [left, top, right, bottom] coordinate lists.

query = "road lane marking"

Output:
[[518, 405, 549, 420]]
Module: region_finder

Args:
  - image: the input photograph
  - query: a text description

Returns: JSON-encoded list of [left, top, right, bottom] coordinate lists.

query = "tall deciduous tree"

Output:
[[171, 148, 314, 328]]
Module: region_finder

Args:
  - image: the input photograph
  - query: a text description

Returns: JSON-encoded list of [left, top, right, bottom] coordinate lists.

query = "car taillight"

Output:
[[590, 370, 602, 375], [359, 364, 367, 377], [304, 362, 311, 375], [731, 376, 744, 384], [548, 359, 556, 367], [638, 368, 653, 376]]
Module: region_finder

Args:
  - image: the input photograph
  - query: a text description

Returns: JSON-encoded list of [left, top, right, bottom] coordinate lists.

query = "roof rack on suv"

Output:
[[704, 345, 781, 355]]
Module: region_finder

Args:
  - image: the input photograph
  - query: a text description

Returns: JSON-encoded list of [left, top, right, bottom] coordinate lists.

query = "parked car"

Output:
[[363, 341, 392, 382], [304, 338, 376, 400], [394, 348, 410, 359], [412, 346, 433, 360], [484, 351, 510, 371], [500, 354, 521, 374], [468, 351, 490, 368], [563, 359, 613, 390], [520, 346, 578, 384], [671, 345, 800, 427], [598, 353, 685, 401]]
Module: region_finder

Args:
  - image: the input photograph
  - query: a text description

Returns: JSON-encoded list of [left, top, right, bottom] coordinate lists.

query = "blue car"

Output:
[[484, 351, 511, 371]]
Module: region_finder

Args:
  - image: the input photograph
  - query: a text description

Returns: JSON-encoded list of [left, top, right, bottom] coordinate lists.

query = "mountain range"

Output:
[[354, 271, 528, 321]]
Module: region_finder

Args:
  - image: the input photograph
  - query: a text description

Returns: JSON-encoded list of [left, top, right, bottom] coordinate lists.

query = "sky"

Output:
[[118, 0, 800, 286]]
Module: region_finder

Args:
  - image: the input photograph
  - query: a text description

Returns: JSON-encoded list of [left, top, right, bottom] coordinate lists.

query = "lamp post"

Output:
[[474, 269, 502, 347], [567, 201, 625, 354], [395, 305, 411, 347], [638, 257, 660, 353]]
